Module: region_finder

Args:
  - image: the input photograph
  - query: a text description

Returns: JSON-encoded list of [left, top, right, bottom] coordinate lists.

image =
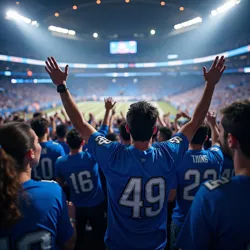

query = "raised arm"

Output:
[[179, 56, 226, 142], [102, 98, 116, 127], [206, 111, 220, 146], [108, 108, 116, 134], [45, 57, 96, 142]]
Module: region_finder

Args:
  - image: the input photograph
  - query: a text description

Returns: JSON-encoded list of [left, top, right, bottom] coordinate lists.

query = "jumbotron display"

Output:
[[110, 41, 137, 54]]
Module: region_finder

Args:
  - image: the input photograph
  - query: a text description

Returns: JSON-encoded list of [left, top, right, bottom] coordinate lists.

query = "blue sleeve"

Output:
[[55, 158, 63, 179], [176, 186, 213, 250], [88, 132, 121, 172], [157, 132, 189, 166], [58, 144, 66, 157], [56, 188, 74, 244], [207, 145, 224, 164], [98, 125, 109, 137]]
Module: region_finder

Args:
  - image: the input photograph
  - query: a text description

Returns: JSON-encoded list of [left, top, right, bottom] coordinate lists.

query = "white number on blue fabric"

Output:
[[204, 177, 230, 191], [119, 177, 166, 218], [33, 158, 53, 180], [0, 230, 52, 250], [183, 169, 217, 200], [69, 171, 94, 194], [221, 169, 235, 179]]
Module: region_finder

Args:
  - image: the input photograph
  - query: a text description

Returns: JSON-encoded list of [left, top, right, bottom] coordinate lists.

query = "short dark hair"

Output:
[[66, 129, 83, 149], [191, 123, 209, 145], [126, 101, 159, 141], [119, 123, 130, 141], [106, 133, 118, 142], [221, 100, 250, 159], [56, 124, 68, 138], [33, 112, 43, 118], [30, 118, 49, 138], [159, 127, 172, 141]]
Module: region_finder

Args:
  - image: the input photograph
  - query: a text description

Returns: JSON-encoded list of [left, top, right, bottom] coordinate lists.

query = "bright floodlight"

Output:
[[150, 29, 156, 35], [48, 25, 76, 36], [210, 0, 241, 17], [93, 32, 98, 38], [174, 17, 202, 30], [6, 10, 38, 26]]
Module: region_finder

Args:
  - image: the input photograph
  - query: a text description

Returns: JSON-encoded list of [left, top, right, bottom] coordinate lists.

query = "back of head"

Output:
[[191, 123, 209, 145], [56, 124, 68, 138], [119, 122, 130, 141], [33, 112, 43, 118], [66, 129, 83, 149], [30, 117, 49, 138], [0, 122, 35, 228], [221, 100, 250, 159], [126, 101, 159, 141], [106, 133, 119, 142], [158, 127, 172, 142]]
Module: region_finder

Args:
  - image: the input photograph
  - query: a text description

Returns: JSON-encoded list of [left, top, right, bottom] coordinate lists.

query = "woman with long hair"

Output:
[[0, 122, 76, 250]]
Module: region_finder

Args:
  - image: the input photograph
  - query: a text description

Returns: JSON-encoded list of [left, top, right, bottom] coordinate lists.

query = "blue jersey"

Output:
[[220, 154, 234, 179], [0, 180, 73, 250], [55, 152, 105, 207], [176, 175, 250, 250], [172, 146, 223, 226], [56, 140, 70, 154], [88, 132, 189, 250], [83, 125, 109, 151], [32, 141, 65, 180]]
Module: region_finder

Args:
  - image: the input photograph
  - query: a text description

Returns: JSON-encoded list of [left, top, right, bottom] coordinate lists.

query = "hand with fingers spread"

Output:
[[203, 56, 226, 86], [45, 57, 69, 86], [105, 97, 116, 111]]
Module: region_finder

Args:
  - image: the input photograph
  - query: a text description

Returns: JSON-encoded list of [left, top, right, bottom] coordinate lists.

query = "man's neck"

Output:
[[57, 137, 66, 142], [133, 141, 151, 151], [70, 148, 82, 155], [122, 140, 131, 146], [39, 135, 48, 143], [189, 144, 203, 151], [233, 151, 250, 177]]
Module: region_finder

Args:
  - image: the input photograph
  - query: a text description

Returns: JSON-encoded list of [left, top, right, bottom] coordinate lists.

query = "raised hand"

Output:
[[203, 56, 226, 86], [105, 97, 116, 111], [45, 57, 68, 86], [112, 108, 116, 116], [206, 111, 217, 125]]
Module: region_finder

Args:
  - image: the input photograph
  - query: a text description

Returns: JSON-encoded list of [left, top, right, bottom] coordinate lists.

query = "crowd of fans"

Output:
[[1, 55, 250, 250]]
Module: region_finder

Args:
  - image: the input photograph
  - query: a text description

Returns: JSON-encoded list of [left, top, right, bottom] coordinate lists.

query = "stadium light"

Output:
[[168, 54, 178, 59], [174, 17, 202, 30], [6, 10, 39, 27], [48, 25, 76, 36], [93, 32, 98, 38], [150, 29, 156, 35], [210, 0, 241, 17]]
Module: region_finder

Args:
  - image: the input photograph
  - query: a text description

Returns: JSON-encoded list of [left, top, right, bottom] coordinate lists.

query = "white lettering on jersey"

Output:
[[95, 136, 112, 145], [204, 177, 230, 191], [41, 148, 47, 154], [169, 136, 182, 144], [191, 155, 208, 163]]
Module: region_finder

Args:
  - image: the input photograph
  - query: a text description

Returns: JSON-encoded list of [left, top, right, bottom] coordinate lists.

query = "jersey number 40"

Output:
[[119, 177, 166, 218]]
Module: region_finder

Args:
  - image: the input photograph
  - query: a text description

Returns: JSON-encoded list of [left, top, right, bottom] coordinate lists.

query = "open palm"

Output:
[[203, 56, 226, 86], [45, 57, 68, 86]]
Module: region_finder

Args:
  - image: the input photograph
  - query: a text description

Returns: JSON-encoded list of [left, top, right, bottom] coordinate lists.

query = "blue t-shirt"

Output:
[[0, 180, 73, 250], [56, 141, 70, 154], [172, 146, 223, 226], [32, 141, 65, 180], [83, 125, 109, 151], [176, 175, 250, 250], [220, 154, 234, 179], [55, 152, 105, 207], [88, 132, 189, 250]]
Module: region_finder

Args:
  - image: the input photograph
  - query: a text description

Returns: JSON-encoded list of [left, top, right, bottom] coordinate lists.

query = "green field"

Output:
[[45, 101, 178, 120]]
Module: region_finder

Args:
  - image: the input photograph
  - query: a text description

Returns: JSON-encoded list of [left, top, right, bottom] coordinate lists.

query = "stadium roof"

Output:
[[1, 0, 227, 40]]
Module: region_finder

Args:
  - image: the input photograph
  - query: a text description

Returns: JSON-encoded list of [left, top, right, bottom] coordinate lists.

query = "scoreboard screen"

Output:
[[110, 41, 137, 54]]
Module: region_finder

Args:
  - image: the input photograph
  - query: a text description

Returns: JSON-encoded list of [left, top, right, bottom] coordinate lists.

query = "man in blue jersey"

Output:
[[31, 117, 65, 180], [45, 55, 226, 250], [56, 124, 70, 154], [170, 122, 223, 250], [176, 100, 250, 250], [55, 129, 106, 250]]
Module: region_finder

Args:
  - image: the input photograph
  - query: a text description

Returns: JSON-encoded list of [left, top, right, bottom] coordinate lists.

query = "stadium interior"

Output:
[[0, 0, 250, 249]]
